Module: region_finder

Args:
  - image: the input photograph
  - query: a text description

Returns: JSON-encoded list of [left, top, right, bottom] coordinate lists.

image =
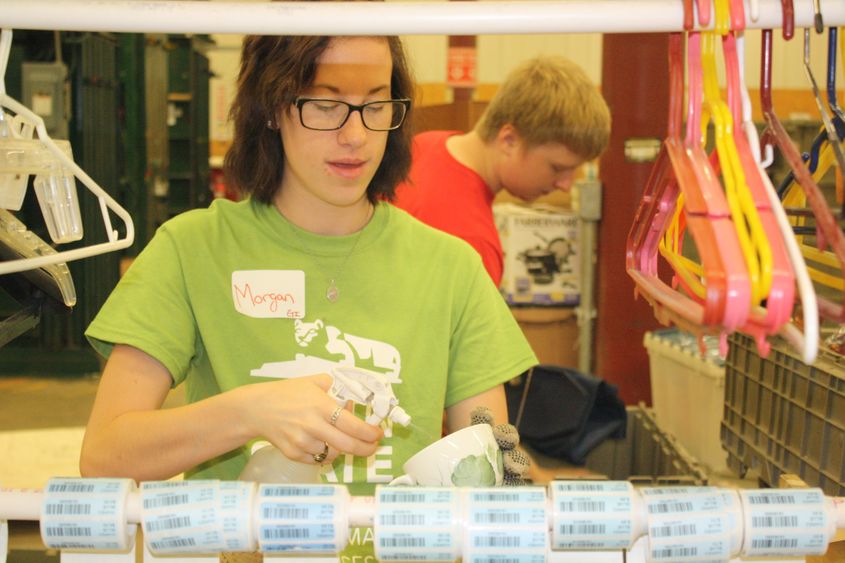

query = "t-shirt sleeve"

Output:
[[85, 226, 198, 386], [463, 235, 504, 287], [445, 259, 537, 408]]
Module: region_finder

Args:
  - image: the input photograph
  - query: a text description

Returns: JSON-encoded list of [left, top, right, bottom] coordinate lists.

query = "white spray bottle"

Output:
[[239, 366, 411, 484]]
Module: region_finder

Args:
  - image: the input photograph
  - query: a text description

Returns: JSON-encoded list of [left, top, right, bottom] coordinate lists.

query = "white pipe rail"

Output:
[[2, 0, 845, 35]]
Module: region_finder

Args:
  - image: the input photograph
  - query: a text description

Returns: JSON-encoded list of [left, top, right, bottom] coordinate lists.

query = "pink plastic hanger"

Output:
[[678, 30, 751, 331], [722, 28, 795, 356], [627, 32, 744, 352], [695, 0, 712, 27]]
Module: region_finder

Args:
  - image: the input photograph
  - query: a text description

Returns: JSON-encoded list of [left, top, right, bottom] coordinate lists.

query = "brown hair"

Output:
[[224, 34, 414, 204], [476, 56, 610, 160]]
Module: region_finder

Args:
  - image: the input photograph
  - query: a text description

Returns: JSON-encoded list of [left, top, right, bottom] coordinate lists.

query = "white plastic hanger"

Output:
[[737, 31, 818, 364], [0, 28, 134, 276]]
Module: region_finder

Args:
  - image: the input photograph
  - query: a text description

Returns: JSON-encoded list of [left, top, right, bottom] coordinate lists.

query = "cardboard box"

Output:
[[511, 306, 579, 368], [494, 203, 580, 306]]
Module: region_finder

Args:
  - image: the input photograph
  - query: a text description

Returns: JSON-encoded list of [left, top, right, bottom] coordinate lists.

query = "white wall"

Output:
[[204, 0, 844, 146]]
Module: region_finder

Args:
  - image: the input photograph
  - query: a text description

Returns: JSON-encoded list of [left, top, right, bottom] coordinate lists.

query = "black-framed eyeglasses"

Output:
[[294, 97, 410, 131]]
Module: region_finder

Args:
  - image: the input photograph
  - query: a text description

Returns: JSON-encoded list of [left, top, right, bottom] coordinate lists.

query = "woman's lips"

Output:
[[327, 159, 368, 179]]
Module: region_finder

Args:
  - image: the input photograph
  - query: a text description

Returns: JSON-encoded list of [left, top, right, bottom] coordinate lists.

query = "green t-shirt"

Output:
[[87, 199, 536, 487]]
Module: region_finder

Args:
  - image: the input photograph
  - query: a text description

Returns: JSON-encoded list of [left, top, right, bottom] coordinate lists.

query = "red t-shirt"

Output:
[[393, 131, 504, 286]]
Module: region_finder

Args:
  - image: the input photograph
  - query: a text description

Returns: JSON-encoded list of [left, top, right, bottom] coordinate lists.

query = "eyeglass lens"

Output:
[[300, 100, 406, 131]]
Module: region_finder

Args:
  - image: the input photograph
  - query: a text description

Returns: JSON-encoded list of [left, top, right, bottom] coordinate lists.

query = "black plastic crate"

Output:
[[585, 405, 708, 486], [721, 333, 845, 495]]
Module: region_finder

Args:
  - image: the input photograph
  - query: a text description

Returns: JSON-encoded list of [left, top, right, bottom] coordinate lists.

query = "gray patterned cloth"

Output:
[[470, 406, 531, 486]]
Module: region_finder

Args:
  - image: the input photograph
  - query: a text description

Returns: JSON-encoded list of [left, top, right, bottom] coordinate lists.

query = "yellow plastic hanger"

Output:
[[659, 193, 709, 298], [700, 0, 771, 305]]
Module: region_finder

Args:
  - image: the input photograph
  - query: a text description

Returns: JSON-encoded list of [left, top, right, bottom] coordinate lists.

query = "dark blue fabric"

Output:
[[505, 365, 627, 465]]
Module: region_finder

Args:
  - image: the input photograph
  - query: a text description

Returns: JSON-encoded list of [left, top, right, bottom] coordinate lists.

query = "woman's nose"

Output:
[[338, 109, 368, 146]]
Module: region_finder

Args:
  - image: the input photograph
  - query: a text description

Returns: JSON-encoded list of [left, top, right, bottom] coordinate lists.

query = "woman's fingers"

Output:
[[258, 374, 385, 463], [310, 373, 334, 392], [319, 401, 383, 456]]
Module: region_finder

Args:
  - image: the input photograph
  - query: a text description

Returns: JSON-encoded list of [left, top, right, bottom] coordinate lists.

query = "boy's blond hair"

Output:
[[475, 56, 611, 159]]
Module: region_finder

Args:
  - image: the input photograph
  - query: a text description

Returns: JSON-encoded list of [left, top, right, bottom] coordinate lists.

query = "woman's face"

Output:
[[277, 37, 392, 213]]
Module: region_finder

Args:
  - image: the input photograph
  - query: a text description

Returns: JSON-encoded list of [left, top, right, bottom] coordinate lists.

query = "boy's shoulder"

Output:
[[413, 129, 460, 150]]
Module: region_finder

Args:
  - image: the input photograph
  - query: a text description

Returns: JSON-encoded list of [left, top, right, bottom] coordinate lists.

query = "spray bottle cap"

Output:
[[389, 405, 412, 427]]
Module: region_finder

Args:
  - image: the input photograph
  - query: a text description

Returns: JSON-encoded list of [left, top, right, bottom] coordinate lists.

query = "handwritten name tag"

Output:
[[232, 270, 305, 318]]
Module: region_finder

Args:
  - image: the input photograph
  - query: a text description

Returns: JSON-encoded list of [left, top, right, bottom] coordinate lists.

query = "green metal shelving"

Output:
[[1, 32, 211, 375], [166, 35, 212, 218], [118, 33, 169, 256], [0, 32, 121, 375]]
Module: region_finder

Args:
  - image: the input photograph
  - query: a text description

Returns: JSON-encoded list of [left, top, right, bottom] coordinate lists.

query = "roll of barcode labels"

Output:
[[738, 488, 833, 557], [462, 487, 548, 563], [140, 480, 255, 554], [374, 486, 461, 561], [254, 484, 349, 554], [641, 486, 737, 562], [551, 480, 642, 550], [40, 477, 136, 551]]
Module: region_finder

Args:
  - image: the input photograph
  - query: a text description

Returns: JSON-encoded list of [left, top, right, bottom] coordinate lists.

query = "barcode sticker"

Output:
[[260, 502, 335, 521], [379, 489, 454, 504], [140, 480, 255, 554], [463, 487, 548, 561], [374, 486, 460, 562], [256, 483, 348, 555], [378, 552, 456, 561], [644, 489, 731, 562], [260, 485, 337, 498], [551, 480, 635, 550], [379, 507, 455, 528], [471, 529, 547, 549], [553, 481, 631, 493], [469, 489, 546, 504], [740, 489, 830, 557], [40, 478, 136, 551], [464, 555, 545, 563], [470, 506, 546, 526], [643, 488, 724, 516], [262, 541, 339, 553], [379, 530, 457, 549]]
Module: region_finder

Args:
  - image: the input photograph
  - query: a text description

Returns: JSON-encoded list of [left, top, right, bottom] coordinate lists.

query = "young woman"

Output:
[[80, 32, 536, 499]]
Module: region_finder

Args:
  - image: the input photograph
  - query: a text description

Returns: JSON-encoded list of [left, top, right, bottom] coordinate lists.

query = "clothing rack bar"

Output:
[[2, 0, 844, 35]]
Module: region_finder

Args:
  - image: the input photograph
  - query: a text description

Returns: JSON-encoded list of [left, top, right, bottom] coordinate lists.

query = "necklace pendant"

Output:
[[326, 280, 339, 303]]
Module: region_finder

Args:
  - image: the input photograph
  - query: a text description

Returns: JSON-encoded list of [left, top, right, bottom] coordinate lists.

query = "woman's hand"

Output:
[[238, 374, 384, 465], [81, 345, 386, 481]]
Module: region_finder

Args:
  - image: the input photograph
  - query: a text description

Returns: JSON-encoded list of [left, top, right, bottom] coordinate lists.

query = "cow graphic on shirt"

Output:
[[250, 318, 401, 383]]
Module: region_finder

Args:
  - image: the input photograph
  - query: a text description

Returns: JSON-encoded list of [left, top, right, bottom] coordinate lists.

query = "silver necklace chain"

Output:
[[281, 205, 372, 303]]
